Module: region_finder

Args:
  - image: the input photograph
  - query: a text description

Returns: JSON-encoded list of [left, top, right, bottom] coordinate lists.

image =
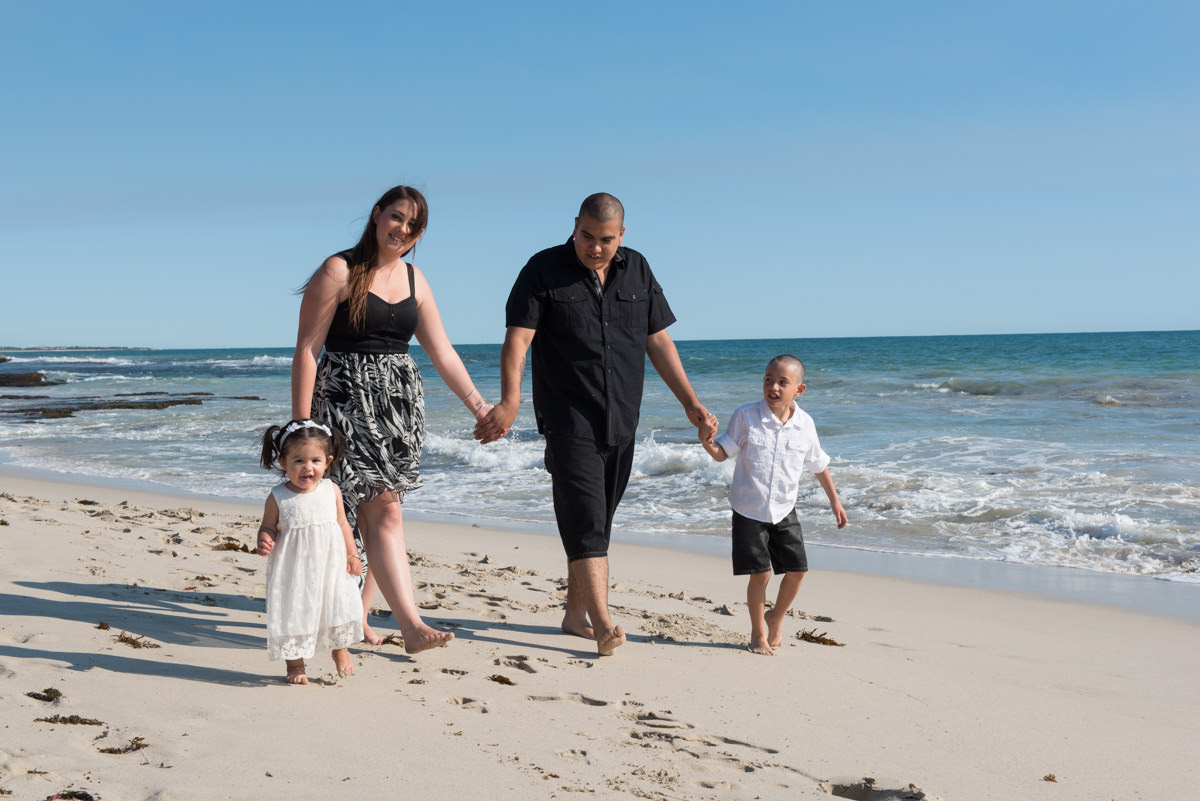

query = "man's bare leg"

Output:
[[764, 571, 805, 648], [569, 556, 624, 655], [561, 567, 594, 640]]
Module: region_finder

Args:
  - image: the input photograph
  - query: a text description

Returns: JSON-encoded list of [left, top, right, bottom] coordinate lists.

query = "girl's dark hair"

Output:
[[260, 419, 345, 475], [300, 185, 429, 332]]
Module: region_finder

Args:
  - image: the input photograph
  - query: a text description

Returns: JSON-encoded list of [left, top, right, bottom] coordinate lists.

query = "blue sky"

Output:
[[1, 1, 1196, 349]]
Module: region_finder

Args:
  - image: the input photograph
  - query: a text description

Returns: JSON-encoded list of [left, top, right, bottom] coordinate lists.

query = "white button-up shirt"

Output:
[[714, 399, 831, 525]]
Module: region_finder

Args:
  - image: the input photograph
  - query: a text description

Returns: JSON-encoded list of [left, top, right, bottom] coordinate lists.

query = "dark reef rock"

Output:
[[2, 393, 263, 421], [0, 372, 65, 387]]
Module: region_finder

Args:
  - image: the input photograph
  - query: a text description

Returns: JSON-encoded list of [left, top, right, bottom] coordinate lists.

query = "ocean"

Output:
[[2, 331, 1198, 586]]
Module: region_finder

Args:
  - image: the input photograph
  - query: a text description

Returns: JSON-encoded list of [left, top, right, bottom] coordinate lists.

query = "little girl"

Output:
[[256, 419, 364, 684]]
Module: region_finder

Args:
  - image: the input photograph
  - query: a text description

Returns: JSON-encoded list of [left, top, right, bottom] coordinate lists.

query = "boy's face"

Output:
[[763, 360, 805, 414]]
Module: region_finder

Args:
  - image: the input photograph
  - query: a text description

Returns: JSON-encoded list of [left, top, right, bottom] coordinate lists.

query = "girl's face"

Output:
[[279, 438, 333, 493]]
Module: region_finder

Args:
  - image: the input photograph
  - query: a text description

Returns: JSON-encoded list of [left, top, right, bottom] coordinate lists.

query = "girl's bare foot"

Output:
[[361, 620, 384, 646], [333, 649, 355, 678], [285, 659, 308, 685], [403, 626, 454, 655], [764, 607, 785, 649], [597, 625, 626, 656], [749, 633, 775, 656]]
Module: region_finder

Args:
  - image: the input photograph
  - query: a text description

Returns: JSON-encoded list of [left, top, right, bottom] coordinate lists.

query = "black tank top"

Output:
[[323, 256, 419, 354]]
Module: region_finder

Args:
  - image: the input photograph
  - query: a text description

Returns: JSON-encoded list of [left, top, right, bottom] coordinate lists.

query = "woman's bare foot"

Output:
[[285, 659, 308, 685], [361, 619, 384, 646], [403, 626, 454, 655], [764, 607, 785, 649], [333, 649, 355, 678], [561, 613, 595, 640], [597, 626, 626, 656], [748, 633, 775, 656]]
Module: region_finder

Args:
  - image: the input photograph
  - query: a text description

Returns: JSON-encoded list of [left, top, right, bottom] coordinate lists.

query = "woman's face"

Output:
[[372, 199, 424, 256]]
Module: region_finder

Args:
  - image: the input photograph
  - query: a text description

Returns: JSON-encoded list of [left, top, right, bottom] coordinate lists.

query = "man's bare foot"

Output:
[[333, 649, 355, 678], [764, 607, 785, 649], [597, 625, 626, 656], [749, 633, 775, 656], [285, 660, 308, 685], [403, 627, 454, 655], [361, 620, 384, 646], [561, 614, 595, 640]]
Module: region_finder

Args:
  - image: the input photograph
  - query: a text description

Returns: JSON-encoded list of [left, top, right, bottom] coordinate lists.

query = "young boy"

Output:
[[699, 354, 847, 655]]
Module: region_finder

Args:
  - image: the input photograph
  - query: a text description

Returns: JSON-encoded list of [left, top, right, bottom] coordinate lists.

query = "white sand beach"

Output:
[[1, 469, 1197, 800]]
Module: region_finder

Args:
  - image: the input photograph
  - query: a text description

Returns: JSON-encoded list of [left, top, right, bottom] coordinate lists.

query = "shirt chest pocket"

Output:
[[616, 287, 649, 332], [549, 286, 591, 331], [745, 430, 772, 457]]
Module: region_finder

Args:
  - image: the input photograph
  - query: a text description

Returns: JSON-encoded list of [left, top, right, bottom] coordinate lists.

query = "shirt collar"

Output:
[[757, 398, 799, 427]]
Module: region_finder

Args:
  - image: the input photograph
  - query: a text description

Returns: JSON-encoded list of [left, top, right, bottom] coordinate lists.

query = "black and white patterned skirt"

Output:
[[312, 350, 425, 574]]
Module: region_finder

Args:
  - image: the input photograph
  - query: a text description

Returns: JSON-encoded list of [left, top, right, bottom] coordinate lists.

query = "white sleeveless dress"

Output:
[[265, 479, 364, 660]]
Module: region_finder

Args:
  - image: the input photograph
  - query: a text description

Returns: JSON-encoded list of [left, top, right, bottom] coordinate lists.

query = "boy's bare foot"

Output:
[[333, 649, 355, 678], [764, 607, 785, 649], [403, 627, 454, 655], [361, 620, 384, 646], [285, 660, 308, 685], [561, 613, 595, 640], [597, 625, 626, 656], [748, 633, 775, 656]]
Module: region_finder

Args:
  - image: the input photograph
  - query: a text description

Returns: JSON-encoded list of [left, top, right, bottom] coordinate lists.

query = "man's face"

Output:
[[572, 214, 625, 273]]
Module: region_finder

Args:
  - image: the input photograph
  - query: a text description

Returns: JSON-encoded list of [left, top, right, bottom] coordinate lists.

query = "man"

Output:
[[475, 193, 715, 655]]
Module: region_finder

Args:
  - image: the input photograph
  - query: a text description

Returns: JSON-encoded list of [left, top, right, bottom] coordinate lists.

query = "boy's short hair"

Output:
[[768, 354, 805, 383]]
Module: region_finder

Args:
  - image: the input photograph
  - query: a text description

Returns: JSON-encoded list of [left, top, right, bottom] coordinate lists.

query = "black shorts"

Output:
[[544, 435, 636, 561], [731, 508, 808, 575]]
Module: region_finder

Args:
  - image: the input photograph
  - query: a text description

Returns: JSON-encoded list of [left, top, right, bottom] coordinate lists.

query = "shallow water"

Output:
[[2, 330, 1198, 583]]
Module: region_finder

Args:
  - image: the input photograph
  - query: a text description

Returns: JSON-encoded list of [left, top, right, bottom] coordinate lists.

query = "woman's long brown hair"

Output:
[[301, 185, 428, 331]]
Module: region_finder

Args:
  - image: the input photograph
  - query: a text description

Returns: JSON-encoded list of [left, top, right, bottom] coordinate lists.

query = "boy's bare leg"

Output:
[[359, 568, 383, 645], [285, 658, 308, 685], [746, 572, 773, 655], [568, 557, 624, 655], [765, 571, 806, 648], [333, 648, 354, 678]]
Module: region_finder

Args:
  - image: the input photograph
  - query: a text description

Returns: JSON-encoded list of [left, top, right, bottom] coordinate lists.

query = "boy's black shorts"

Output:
[[544, 434, 636, 562], [731, 508, 808, 575]]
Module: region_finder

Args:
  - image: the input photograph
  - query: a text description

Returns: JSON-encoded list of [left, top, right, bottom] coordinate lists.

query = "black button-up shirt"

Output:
[[505, 238, 677, 446]]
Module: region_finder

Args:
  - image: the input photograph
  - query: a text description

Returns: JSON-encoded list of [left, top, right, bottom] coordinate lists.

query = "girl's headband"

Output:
[[281, 419, 332, 443]]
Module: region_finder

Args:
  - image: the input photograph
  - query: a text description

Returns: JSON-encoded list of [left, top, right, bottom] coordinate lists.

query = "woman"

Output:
[[292, 185, 492, 654]]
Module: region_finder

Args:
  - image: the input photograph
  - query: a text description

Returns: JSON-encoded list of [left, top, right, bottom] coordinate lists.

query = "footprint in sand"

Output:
[[634, 711, 694, 730], [525, 692, 608, 707], [556, 748, 589, 761], [446, 697, 489, 713], [494, 655, 537, 673]]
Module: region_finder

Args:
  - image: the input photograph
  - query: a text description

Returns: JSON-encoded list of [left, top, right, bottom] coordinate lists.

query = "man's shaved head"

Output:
[[578, 192, 625, 225]]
